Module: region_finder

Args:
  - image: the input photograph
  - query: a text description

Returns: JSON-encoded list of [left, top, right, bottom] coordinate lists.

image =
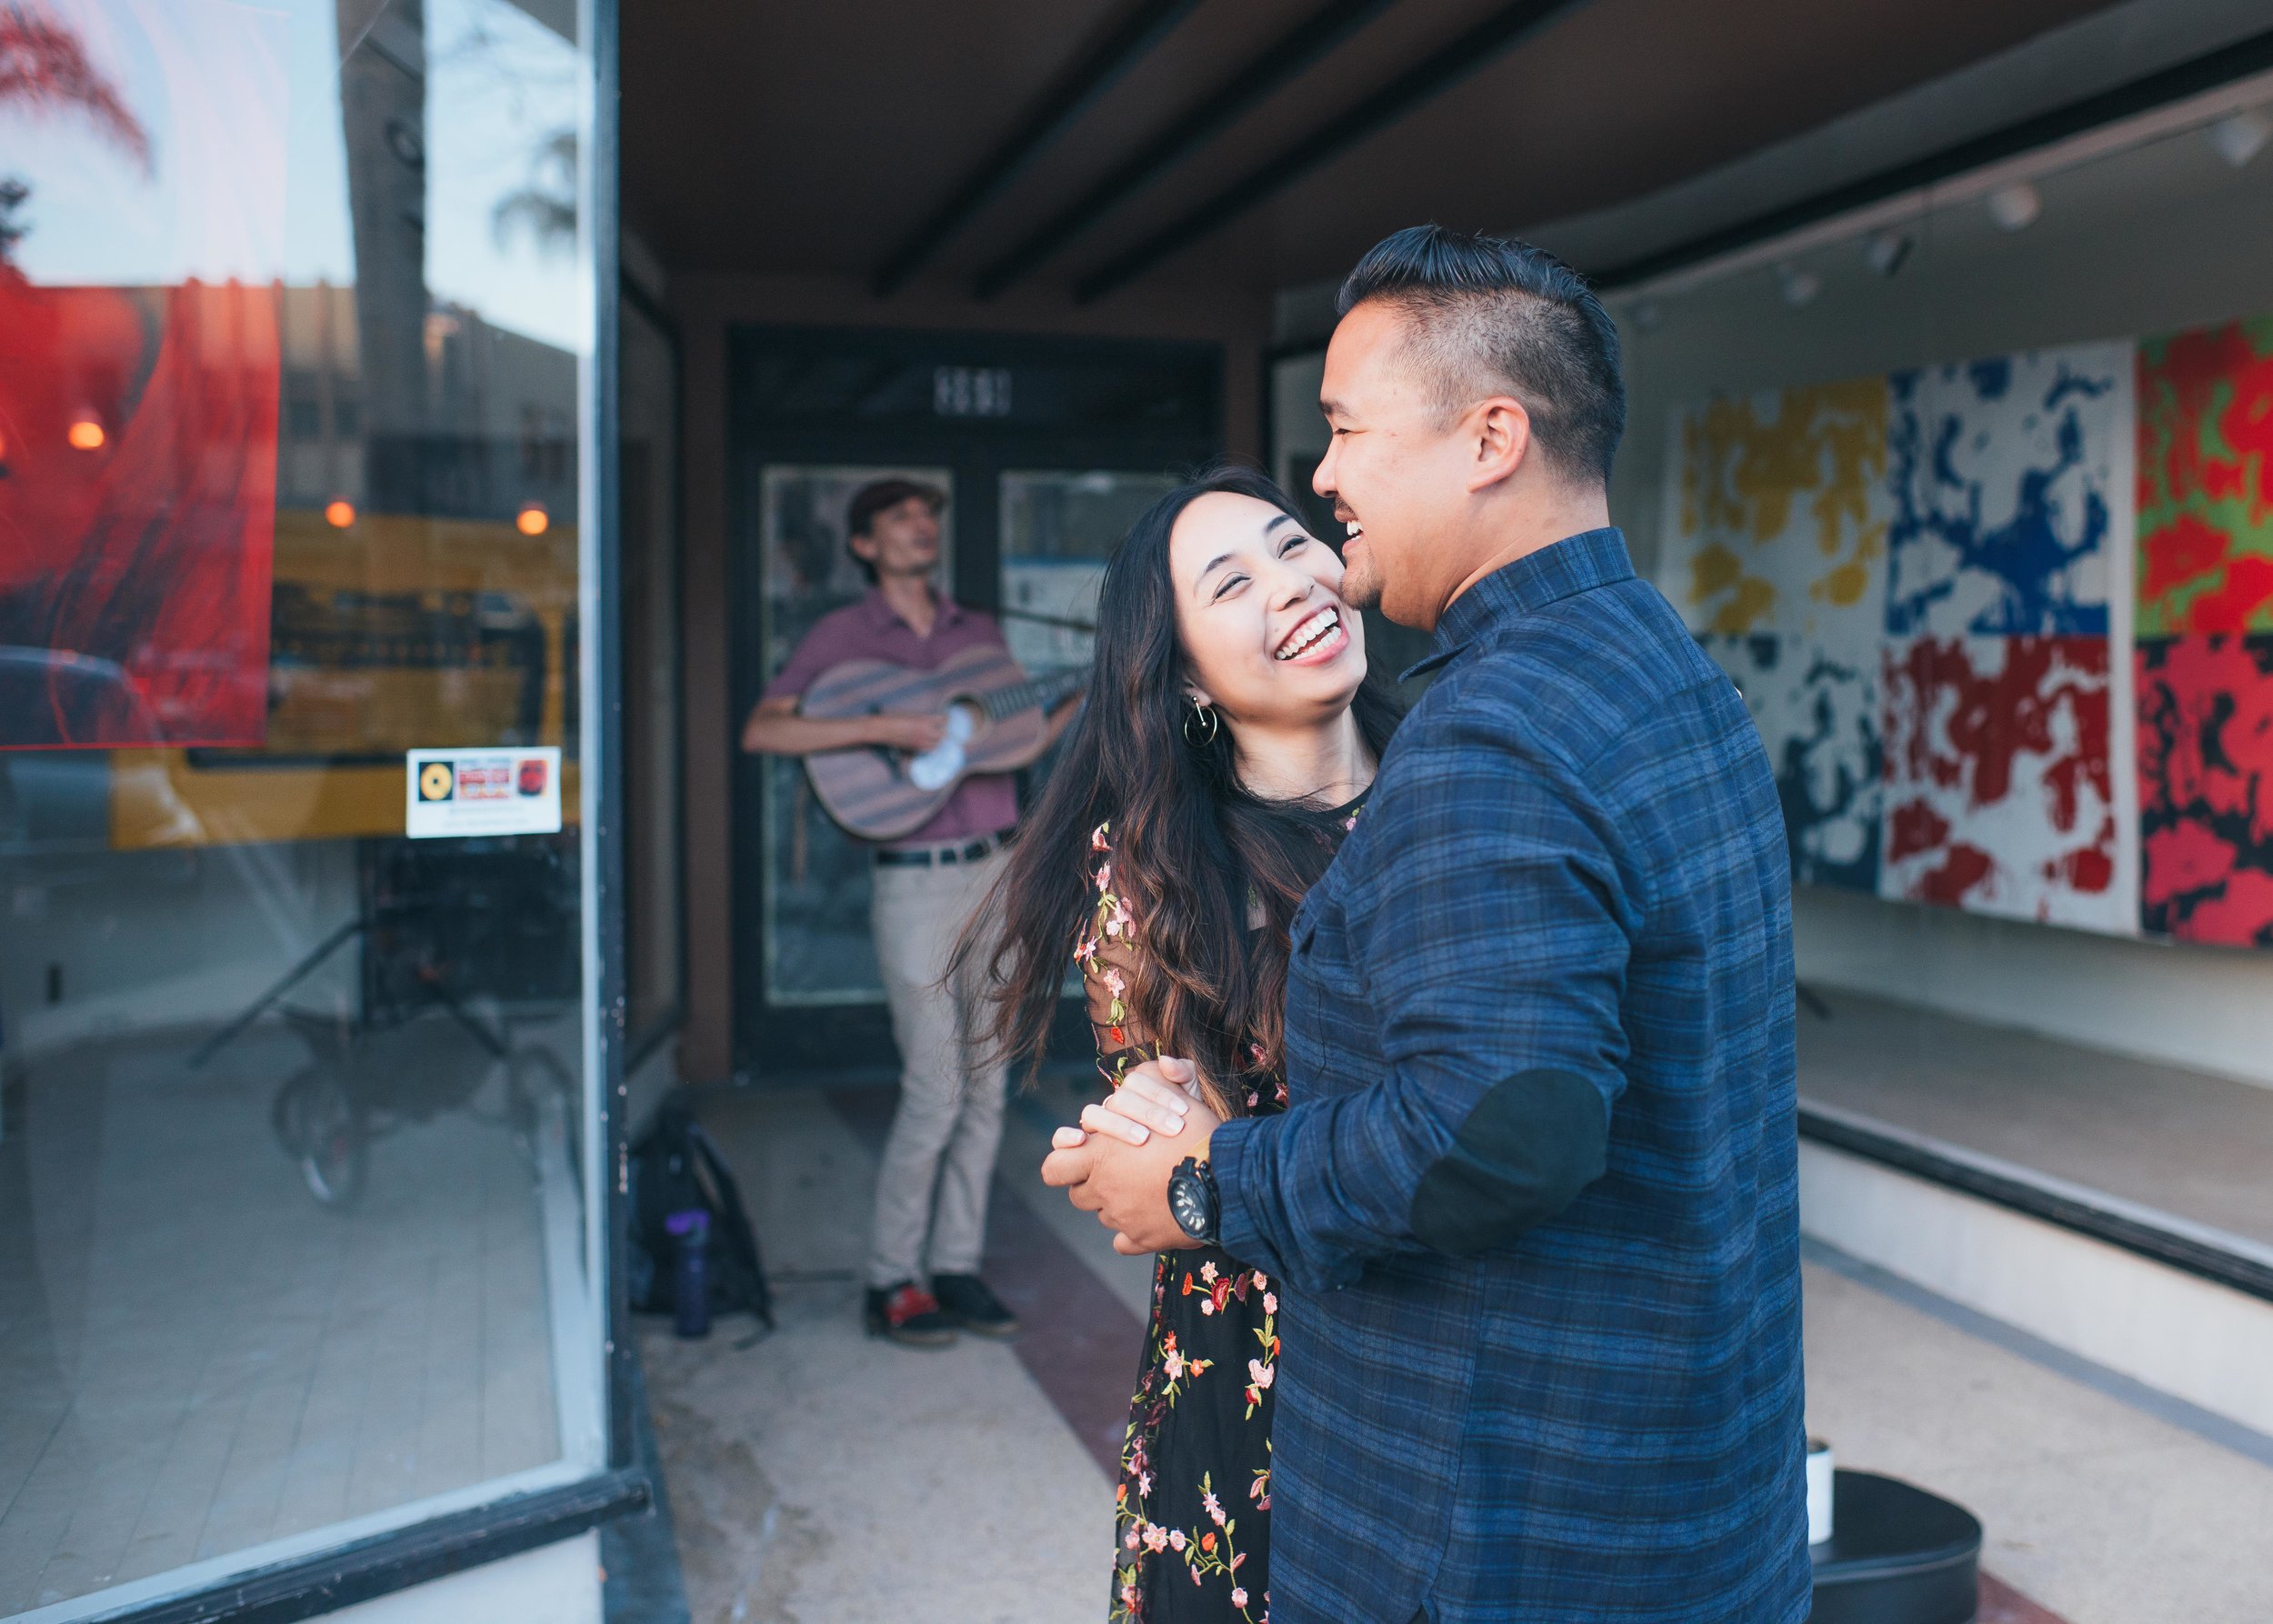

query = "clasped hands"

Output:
[[1039, 1057, 1223, 1255]]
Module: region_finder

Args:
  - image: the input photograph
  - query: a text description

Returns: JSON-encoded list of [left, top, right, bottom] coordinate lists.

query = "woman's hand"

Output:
[[1078, 1057, 1215, 1146]]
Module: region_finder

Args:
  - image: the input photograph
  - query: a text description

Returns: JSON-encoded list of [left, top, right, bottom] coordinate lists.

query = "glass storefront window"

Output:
[[0, 1, 610, 1618]]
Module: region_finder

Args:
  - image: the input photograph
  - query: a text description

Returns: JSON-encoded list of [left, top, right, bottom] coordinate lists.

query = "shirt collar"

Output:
[[1400, 526, 1636, 681], [862, 583, 961, 633]]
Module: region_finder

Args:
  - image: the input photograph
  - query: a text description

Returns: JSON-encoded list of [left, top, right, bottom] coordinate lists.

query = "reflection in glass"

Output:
[[0, 1, 602, 1616], [998, 468, 1181, 680]]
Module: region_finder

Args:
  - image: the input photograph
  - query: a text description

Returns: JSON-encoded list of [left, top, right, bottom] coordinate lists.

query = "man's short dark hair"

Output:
[[1337, 225, 1625, 487], [843, 477, 944, 583]]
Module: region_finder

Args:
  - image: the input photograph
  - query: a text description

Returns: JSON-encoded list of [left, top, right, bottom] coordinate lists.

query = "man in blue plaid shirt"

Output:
[[1048, 226, 1809, 1623]]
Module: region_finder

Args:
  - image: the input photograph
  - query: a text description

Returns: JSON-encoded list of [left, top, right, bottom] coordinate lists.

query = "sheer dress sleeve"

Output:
[[1078, 822, 1157, 1090]]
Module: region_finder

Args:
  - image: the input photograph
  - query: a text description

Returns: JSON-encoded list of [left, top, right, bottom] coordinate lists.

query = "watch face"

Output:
[[1169, 1168, 1212, 1238]]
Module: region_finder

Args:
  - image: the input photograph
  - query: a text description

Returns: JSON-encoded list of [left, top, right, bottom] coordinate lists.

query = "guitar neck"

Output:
[[982, 668, 1086, 721]]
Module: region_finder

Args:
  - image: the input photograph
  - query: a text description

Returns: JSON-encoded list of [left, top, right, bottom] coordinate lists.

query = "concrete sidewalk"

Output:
[[640, 1079, 2273, 1624]]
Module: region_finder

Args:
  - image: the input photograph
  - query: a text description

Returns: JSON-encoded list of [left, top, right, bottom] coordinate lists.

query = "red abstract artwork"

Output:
[[1878, 636, 2124, 929], [0, 274, 279, 746], [0, 0, 285, 747], [2136, 315, 2273, 637], [2136, 636, 2273, 946]]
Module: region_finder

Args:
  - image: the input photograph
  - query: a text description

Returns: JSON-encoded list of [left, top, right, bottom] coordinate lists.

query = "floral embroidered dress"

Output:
[[1079, 798, 1364, 1624]]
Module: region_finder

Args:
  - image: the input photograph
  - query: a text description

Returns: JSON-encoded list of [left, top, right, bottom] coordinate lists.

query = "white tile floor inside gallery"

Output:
[[0, 1025, 572, 1619]]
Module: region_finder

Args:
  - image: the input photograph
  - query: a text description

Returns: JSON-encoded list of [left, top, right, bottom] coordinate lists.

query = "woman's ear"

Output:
[[1183, 686, 1213, 709]]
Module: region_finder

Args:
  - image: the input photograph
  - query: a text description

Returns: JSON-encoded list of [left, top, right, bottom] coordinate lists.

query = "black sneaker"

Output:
[[864, 1281, 956, 1348], [931, 1272, 1020, 1339]]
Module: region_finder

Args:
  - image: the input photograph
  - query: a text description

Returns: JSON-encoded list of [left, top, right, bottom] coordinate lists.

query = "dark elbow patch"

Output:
[[1410, 1069, 1608, 1256]]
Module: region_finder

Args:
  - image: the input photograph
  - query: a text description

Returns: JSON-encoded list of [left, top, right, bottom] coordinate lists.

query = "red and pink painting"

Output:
[[1878, 636, 2126, 931], [2136, 637, 2273, 947], [0, 0, 285, 747]]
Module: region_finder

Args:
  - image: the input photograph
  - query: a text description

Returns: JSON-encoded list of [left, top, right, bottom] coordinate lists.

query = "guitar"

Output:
[[798, 644, 1086, 841]]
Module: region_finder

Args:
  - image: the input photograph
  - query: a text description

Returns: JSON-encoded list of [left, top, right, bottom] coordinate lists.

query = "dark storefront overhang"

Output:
[[622, 0, 2205, 312]]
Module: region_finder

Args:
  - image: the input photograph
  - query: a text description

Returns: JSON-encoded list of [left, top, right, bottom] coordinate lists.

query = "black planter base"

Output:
[[1810, 1470, 1983, 1624]]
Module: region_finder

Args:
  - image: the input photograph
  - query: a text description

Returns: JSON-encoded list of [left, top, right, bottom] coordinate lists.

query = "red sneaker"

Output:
[[863, 1281, 956, 1348]]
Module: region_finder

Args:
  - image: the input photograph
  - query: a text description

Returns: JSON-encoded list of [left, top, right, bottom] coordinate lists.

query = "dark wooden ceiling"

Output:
[[620, 0, 2126, 301]]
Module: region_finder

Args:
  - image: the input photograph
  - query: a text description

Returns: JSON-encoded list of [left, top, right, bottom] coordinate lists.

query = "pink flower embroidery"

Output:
[[1247, 1358, 1274, 1389], [1092, 823, 1111, 852], [1263, 1292, 1277, 1313], [1199, 1260, 1217, 1284], [1167, 1529, 1187, 1551], [1144, 1524, 1169, 1552], [1232, 1588, 1248, 1609], [1204, 1489, 1226, 1525]]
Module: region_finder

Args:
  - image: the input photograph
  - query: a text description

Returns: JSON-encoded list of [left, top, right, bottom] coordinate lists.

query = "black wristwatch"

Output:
[[1167, 1155, 1220, 1245]]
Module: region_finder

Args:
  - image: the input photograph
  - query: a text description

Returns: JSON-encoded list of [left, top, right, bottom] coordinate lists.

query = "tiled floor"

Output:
[[647, 1077, 2273, 1624], [0, 1023, 566, 1618], [1798, 989, 2273, 1248]]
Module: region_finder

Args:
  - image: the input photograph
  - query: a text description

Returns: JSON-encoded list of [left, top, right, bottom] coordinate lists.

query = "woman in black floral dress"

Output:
[[956, 468, 1399, 1623]]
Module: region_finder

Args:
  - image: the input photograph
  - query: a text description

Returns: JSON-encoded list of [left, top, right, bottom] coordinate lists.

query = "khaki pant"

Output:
[[866, 847, 1009, 1288]]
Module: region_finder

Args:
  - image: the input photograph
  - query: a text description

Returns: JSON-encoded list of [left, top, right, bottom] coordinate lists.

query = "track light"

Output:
[[1862, 231, 1912, 277], [1986, 183, 2041, 232], [1775, 263, 1822, 308], [2206, 109, 2271, 169]]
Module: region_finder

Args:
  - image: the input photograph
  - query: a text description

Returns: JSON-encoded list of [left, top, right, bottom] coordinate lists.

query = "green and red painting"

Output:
[[2137, 315, 2273, 637]]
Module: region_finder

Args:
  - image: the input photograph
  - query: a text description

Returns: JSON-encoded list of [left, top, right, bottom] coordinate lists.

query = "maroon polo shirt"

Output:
[[762, 586, 1021, 847]]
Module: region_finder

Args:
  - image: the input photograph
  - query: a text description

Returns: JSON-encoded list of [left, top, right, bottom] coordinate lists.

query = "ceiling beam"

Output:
[[1072, 0, 1593, 302], [871, 0, 1205, 297], [971, 0, 1405, 301], [1586, 23, 2273, 294]]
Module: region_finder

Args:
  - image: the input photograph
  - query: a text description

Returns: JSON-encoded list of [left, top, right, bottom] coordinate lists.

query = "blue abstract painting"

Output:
[[1885, 342, 2130, 637], [1707, 633, 1882, 892]]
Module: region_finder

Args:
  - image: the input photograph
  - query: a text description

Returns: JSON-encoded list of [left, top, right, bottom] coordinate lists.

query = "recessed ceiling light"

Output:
[[1776, 263, 1822, 308], [1986, 183, 2042, 232], [2206, 109, 2272, 169], [1863, 230, 1913, 277]]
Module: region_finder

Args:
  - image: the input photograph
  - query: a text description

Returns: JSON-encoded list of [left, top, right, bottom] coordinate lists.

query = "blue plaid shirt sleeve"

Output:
[[1211, 695, 1640, 1294]]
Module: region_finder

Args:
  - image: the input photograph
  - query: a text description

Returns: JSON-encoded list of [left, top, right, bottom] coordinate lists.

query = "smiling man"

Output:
[[1045, 226, 1809, 1623]]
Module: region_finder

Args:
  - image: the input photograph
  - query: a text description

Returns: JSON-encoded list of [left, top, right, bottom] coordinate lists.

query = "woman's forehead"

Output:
[[1169, 491, 1289, 573]]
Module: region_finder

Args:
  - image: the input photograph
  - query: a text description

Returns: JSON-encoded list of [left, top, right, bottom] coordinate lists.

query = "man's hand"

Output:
[[868, 711, 948, 752], [1040, 1058, 1223, 1255]]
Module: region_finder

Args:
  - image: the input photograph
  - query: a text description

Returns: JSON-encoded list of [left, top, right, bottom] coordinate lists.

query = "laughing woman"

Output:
[[960, 466, 1397, 1623]]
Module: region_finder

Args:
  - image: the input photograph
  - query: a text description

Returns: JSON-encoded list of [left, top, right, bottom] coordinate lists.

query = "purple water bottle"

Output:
[[666, 1208, 711, 1338]]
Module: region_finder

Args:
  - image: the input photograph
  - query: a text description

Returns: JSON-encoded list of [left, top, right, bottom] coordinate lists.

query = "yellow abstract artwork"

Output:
[[1667, 377, 1891, 644]]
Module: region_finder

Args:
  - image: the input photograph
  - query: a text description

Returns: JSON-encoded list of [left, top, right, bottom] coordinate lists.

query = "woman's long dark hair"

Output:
[[961, 465, 1402, 1114]]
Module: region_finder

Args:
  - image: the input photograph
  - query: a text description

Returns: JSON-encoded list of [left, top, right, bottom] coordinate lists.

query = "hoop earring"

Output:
[[1182, 700, 1220, 750]]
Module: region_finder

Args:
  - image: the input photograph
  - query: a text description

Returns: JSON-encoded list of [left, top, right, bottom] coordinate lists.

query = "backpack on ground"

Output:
[[626, 1094, 775, 1328]]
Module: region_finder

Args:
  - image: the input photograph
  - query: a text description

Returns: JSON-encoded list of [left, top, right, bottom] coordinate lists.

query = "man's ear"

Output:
[[848, 530, 880, 563], [1467, 396, 1532, 494]]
